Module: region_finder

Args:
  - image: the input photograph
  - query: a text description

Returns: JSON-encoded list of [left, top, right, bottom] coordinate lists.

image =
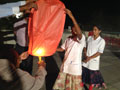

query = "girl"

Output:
[[53, 9, 86, 90], [82, 25, 107, 90]]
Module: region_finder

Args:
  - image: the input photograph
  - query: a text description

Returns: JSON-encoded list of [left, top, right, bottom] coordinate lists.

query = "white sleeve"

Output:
[[77, 34, 86, 47], [13, 1, 26, 18], [20, 1, 26, 6], [12, 7, 24, 18], [12, 1, 26, 14], [98, 39, 106, 53], [87, 36, 91, 42], [31, 66, 47, 90], [61, 38, 68, 50], [19, 66, 47, 90], [83, 34, 86, 48], [12, 7, 20, 14], [84, 40, 86, 48]]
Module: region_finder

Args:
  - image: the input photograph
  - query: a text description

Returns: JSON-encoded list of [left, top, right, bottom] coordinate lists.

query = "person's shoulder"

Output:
[[88, 36, 92, 38], [14, 21, 19, 27], [80, 34, 86, 41], [67, 36, 72, 40], [14, 19, 26, 27], [99, 36, 106, 43], [14, 20, 22, 27], [81, 34, 84, 37], [87, 36, 92, 40], [82, 34, 85, 38], [16, 68, 29, 76], [99, 36, 104, 40], [68, 35, 72, 38]]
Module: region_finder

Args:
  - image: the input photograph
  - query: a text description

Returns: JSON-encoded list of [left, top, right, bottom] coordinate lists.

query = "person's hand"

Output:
[[19, 51, 29, 60], [86, 56, 92, 61], [83, 56, 91, 63], [30, 2, 38, 10], [20, 2, 38, 12], [83, 59, 88, 63], [38, 61, 46, 68], [25, 2, 38, 10], [64, 8, 74, 19]]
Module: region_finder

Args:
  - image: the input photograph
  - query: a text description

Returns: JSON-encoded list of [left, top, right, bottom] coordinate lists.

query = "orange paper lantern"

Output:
[[28, 0, 66, 56]]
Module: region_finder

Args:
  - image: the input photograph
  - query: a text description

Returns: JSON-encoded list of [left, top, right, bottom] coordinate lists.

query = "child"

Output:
[[53, 9, 86, 90], [82, 25, 107, 90]]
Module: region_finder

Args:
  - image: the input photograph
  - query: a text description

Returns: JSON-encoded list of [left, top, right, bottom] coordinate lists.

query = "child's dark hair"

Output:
[[0, 46, 18, 67], [93, 24, 102, 31]]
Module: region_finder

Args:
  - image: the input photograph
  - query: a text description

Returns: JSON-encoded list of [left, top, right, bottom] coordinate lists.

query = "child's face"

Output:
[[71, 27, 77, 36], [93, 26, 101, 36]]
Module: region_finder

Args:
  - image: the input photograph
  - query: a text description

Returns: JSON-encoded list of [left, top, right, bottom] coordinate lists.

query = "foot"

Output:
[[103, 83, 107, 89]]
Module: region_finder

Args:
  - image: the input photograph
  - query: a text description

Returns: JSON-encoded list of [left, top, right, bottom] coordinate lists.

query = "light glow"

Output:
[[38, 56, 42, 63], [33, 48, 45, 56]]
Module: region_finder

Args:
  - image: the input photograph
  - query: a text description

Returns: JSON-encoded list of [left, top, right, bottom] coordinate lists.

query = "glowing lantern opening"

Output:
[[33, 48, 45, 56]]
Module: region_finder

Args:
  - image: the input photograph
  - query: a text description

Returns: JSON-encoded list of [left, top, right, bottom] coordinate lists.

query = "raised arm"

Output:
[[20, 2, 38, 12], [65, 9, 82, 39]]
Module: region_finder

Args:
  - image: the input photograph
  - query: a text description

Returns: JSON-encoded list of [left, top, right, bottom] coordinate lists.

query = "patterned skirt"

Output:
[[82, 67, 107, 88], [53, 72, 83, 90]]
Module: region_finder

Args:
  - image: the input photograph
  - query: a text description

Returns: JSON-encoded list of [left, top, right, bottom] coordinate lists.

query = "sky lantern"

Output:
[[28, 0, 66, 61]]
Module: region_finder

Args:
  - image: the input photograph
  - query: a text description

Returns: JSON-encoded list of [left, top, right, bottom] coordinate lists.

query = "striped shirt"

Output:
[[14, 19, 28, 47]]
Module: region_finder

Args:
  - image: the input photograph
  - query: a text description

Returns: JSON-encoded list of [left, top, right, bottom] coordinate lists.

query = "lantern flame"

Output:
[[38, 56, 42, 63]]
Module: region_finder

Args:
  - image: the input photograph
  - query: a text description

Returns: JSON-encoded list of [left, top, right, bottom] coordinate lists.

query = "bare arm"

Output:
[[19, 51, 29, 60], [20, 2, 38, 12], [84, 52, 101, 63], [56, 48, 65, 52], [90, 52, 101, 59], [65, 9, 82, 39], [83, 47, 87, 58]]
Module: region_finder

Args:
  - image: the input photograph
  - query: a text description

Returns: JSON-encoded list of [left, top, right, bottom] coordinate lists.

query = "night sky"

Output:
[[60, 0, 120, 32], [0, 0, 120, 31]]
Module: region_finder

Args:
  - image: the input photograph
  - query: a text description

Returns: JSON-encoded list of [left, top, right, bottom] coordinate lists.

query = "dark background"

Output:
[[0, 1, 120, 90], [0, 0, 120, 32], [61, 0, 120, 32]]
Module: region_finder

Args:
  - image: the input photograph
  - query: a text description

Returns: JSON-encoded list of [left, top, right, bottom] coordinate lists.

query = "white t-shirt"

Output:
[[61, 34, 86, 75], [14, 19, 28, 47], [82, 36, 105, 70]]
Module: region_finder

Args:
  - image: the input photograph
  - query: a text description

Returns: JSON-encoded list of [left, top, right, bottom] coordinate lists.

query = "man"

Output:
[[14, 14, 33, 74], [0, 0, 38, 18]]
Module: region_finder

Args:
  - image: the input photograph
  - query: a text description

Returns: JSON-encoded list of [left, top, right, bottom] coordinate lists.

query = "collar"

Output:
[[92, 36, 101, 41]]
